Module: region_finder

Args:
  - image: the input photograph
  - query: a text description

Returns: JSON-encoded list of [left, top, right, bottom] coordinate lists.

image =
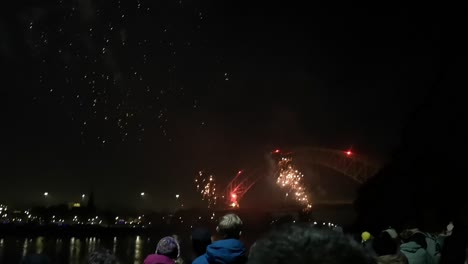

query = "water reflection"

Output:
[[0, 235, 166, 264], [69, 237, 82, 264], [134, 236, 143, 264], [56, 238, 63, 256], [35, 237, 45, 254], [112, 236, 117, 255], [0, 238, 4, 260], [22, 238, 28, 257], [86, 237, 93, 254], [89, 237, 97, 253]]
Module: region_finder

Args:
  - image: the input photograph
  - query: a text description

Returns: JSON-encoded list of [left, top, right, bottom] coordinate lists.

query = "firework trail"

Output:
[[276, 157, 312, 209], [195, 171, 218, 208]]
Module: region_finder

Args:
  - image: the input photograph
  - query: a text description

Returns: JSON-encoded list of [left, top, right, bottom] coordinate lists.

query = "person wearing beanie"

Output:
[[144, 236, 180, 264], [384, 229, 399, 240], [362, 232, 372, 243], [172, 234, 185, 264], [362, 231, 376, 257], [193, 214, 247, 264]]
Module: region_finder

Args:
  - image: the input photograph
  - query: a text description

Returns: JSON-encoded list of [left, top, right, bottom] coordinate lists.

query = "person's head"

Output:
[[399, 229, 413, 241], [361, 231, 371, 242], [248, 224, 376, 264], [191, 228, 212, 257], [373, 232, 398, 256], [88, 249, 118, 264], [403, 217, 419, 230], [446, 222, 454, 235], [156, 236, 180, 260], [382, 228, 398, 240], [216, 213, 243, 239], [407, 233, 427, 249]]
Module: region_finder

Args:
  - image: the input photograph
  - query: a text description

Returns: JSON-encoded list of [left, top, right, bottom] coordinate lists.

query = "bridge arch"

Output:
[[290, 148, 382, 184]]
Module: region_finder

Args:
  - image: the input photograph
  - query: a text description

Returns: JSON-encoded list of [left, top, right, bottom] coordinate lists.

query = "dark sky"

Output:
[[1, 1, 446, 210]]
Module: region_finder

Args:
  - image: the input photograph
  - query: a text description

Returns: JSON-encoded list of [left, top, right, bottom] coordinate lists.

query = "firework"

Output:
[[277, 157, 312, 209], [195, 171, 218, 208]]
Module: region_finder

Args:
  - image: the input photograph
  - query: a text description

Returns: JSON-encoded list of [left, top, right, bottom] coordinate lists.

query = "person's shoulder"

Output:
[[192, 254, 207, 264]]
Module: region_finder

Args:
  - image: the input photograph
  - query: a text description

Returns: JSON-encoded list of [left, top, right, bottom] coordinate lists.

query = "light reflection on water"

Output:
[[112, 236, 117, 255], [56, 238, 63, 256], [86, 237, 97, 254], [134, 236, 142, 264], [69, 237, 81, 264], [0, 238, 4, 259], [22, 238, 28, 257], [0, 235, 155, 264], [0, 230, 260, 264], [36, 237, 45, 254]]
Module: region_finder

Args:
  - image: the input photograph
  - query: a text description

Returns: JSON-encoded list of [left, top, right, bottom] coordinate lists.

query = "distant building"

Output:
[[67, 202, 81, 209]]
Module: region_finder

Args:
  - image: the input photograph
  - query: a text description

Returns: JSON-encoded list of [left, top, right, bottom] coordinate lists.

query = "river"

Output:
[[0, 235, 178, 263], [0, 233, 257, 263]]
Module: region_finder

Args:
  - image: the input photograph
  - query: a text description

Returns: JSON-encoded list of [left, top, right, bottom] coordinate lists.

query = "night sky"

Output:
[[1, 2, 447, 210]]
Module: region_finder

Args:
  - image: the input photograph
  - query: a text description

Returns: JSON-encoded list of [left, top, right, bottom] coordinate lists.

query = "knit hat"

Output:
[[383, 228, 398, 239], [361, 231, 371, 242], [156, 236, 180, 259]]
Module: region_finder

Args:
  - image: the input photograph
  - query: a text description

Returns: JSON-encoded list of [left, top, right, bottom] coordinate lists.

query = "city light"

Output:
[[81, 194, 86, 199], [140, 192, 145, 196], [43, 192, 48, 197], [175, 194, 180, 199], [345, 150, 352, 156]]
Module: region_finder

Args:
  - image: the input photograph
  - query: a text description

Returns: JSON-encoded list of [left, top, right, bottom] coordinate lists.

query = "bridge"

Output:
[[291, 148, 381, 184], [197, 148, 382, 210]]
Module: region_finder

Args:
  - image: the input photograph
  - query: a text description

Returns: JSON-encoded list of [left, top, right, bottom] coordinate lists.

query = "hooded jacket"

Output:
[[144, 254, 175, 264], [400, 242, 434, 264], [192, 239, 247, 264]]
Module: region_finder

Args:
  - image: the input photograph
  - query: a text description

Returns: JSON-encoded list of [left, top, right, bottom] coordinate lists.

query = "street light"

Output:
[[81, 194, 86, 200], [43, 192, 49, 207], [140, 192, 145, 197], [175, 194, 180, 199]]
